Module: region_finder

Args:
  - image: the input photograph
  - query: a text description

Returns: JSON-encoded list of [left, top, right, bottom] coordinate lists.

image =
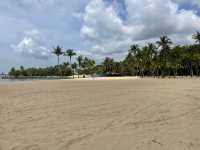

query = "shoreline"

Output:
[[1, 76, 200, 84], [1, 76, 200, 86]]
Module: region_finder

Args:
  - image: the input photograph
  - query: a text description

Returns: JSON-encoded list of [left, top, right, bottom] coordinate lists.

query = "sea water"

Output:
[[0, 78, 33, 85]]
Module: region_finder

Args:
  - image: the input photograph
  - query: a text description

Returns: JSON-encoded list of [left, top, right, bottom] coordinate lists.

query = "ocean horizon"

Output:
[[0, 78, 33, 85]]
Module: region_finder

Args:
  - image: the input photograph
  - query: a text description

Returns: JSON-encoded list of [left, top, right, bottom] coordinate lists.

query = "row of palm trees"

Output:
[[52, 46, 96, 78], [52, 47, 77, 77], [9, 31, 200, 78], [52, 46, 76, 66], [50, 31, 200, 77], [101, 31, 200, 77]]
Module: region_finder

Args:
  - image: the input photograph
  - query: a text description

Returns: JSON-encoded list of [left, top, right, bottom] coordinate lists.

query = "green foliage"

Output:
[[96, 35, 200, 77], [9, 32, 200, 78], [64, 49, 76, 62], [121, 36, 200, 77], [9, 63, 72, 78], [193, 31, 200, 44], [71, 62, 77, 69], [52, 46, 63, 65], [80, 57, 96, 75], [52, 46, 63, 56]]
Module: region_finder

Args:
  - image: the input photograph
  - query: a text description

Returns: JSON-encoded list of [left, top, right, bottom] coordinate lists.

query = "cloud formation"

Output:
[[12, 30, 51, 59], [80, 0, 200, 59], [0, 0, 200, 72], [174, 0, 200, 6]]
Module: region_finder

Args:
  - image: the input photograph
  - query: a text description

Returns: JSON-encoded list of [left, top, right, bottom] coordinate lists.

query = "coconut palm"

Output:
[[129, 44, 140, 56], [141, 43, 157, 76], [156, 36, 172, 76], [82, 57, 96, 75], [77, 55, 83, 67], [52, 46, 63, 65], [128, 45, 141, 76], [103, 57, 114, 74], [71, 62, 77, 79], [156, 36, 172, 52], [64, 49, 76, 65], [192, 31, 200, 44]]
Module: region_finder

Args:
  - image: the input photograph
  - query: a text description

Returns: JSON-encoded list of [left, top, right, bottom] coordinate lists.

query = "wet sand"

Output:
[[0, 78, 200, 150]]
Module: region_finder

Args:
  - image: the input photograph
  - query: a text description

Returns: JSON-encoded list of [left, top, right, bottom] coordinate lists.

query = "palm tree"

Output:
[[103, 57, 114, 74], [156, 36, 172, 52], [71, 62, 77, 79], [156, 36, 172, 76], [128, 44, 141, 76], [168, 46, 183, 76], [64, 49, 76, 78], [129, 44, 140, 56], [141, 43, 157, 76], [82, 57, 96, 75], [77, 55, 83, 78], [192, 31, 200, 44], [52, 46, 63, 65], [64, 49, 76, 65]]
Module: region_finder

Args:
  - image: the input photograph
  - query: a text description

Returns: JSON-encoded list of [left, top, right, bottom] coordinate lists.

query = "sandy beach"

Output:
[[0, 78, 200, 150]]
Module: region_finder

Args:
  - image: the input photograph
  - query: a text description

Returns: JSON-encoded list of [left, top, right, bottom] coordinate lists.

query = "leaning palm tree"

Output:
[[52, 46, 63, 65], [64, 49, 76, 65], [192, 31, 200, 44]]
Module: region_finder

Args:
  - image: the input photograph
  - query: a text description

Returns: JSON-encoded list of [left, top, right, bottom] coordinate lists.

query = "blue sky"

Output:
[[1, 0, 200, 72]]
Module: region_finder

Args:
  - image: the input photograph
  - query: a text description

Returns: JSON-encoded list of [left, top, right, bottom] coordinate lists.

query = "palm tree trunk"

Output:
[[70, 59, 75, 79], [58, 56, 63, 77], [70, 57, 72, 64], [78, 64, 80, 78]]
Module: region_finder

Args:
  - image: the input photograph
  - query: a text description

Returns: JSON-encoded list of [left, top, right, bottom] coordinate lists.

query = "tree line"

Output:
[[9, 48, 96, 78], [9, 31, 200, 78]]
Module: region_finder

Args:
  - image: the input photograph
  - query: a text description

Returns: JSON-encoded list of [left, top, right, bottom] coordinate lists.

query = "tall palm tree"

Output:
[[77, 55, 83, 78], [129, 44, 140, 56], [64, 49, 76, 78], [192, 31, 200, 44], [82, 57, 96, 75], [103, 57, 114, 74], [141, 43, 157, 76], [168, 45, 182, 76], [52, 46, 63, 65], [156, 36, 172, 76], [156, 36, 172, 52], [77, 55, 83, 68], [64, 49, 76, 65], [71, 62, 77, 79], [128, 44, 141, 76]]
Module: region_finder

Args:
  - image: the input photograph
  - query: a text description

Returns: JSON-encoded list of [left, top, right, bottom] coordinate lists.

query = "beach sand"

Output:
[[0, 78, 200, 150]]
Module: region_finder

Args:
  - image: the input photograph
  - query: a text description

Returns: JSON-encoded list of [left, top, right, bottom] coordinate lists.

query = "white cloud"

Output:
[[1, 0, 200, 72], [12, 30, 51, 60], [0, 0, 91, 72], [192, 0, 200, 6], [80, 0, 200, 59], [173, 0, 200, 6]]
